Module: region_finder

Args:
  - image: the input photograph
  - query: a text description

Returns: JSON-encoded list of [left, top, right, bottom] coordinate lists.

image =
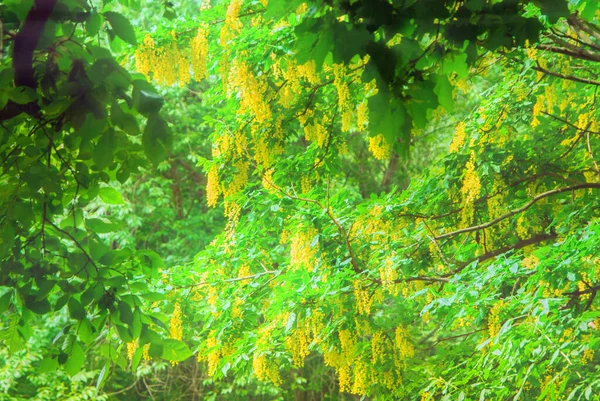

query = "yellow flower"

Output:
[[368, 134, 391, 160], [206, 165, 220, 207], [190, 27, 209, 80], [169, 301, 183, 341], [449, 122, 467, 152]]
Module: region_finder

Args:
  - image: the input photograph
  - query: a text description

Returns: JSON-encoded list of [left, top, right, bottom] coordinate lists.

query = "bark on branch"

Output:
[[0, 0, 58, 121]]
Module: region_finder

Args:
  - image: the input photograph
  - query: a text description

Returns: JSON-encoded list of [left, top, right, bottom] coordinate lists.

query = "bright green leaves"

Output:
[[143, 112, 172, 166], [103, 11, 137, 46], [63, 342, 85, 376], [78, 319, 95, 344], [264, 0, 304, 21], [99, 187, 124, 204]]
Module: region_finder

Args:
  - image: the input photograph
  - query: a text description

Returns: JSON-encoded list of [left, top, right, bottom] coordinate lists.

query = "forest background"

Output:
[[1, 0, 600, 400]]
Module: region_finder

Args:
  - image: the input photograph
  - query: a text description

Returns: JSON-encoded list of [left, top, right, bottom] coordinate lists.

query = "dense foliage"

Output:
[[2, 0, 600, 400]]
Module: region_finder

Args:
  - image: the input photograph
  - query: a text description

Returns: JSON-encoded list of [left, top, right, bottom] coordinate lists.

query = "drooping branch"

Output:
[[532, 63, 600, 86], [434, 183, 600, 240]]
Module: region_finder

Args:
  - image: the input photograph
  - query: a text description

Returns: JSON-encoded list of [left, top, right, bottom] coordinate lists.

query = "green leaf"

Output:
[[63, 342, 85, 376], [45, 98, 72, 117], [103, 11, 137, 46], [99, 187, 124, 204], [139, 250, 165, 269], [0, 91, 8, 110], [99, 249, 133, 267], [9, 86, 37, 104], [86, 12, 102, 36], [162, 339, 192, 362], [0, 290, 12, 313], [434, 75, 454, 112], [285, 312, 296, 333], [25, 296, 51, 315], [0, 68, 14, 86], [111, 102, 140, 135], [93, 128, 116, 169], [143, 113, 172, 166], [68, 297, 86, 320], [38, 356, 59, 374], [132, 310, 142, 339], [86, 217, 122, 233], [115, 324, 132, 342], [134, 90, 164, 115], [118, 300, 133, 326], [78, 319, 95, 344], [131, 345, 143, 371], [96, 363, 109, 392]]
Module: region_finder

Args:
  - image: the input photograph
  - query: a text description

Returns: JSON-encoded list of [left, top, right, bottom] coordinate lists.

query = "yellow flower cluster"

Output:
[[460, 152, 481, 225], [307, 310, 325, 344], [285, 324, 311, 367], [460, 152, 481, 205], [531, 94, 545, 128], [488, 301, 505, 340], [379, 257, 399, 295], [134, 33, 191, 87], [353, 281, 374, 316], [135, 34, 155, 78], [368, 134, 391, 160], [169, 302, 183, 341], [333, 64, 353, 132], [237, 263, 251, 284], [190, 27, 209, 80], [394, 326, 414, 364], [206, 165, 220, 207], [220, 0, 243, 46], [449, 122, 467, 152], [524, 39, 537, 60], [197, 331, 221, 376], [142, 343, 151, 361], [304, 118, 329, 147], [351, 360, 369, 395], [222, 161, 249, 197], [582, 347, 594, 364], [301, 175, 312, 193], [228, 59, 272, 123], [339, 329, 357, 362], [357, 101, 369, 130], [289, 226, 319, 271], [126, 339, 138, 361], [371, 330, 385, 364], [522, 254, 539, 269], [252, 353, 282, 385]]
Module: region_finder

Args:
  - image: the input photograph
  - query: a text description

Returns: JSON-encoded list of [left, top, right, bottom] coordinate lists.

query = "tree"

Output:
[[2, 0, 600, 400]]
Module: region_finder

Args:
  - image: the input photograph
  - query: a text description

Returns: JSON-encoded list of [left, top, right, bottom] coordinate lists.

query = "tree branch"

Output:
[[0, 0, 58, 121], [435, 183, 600, 240]]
